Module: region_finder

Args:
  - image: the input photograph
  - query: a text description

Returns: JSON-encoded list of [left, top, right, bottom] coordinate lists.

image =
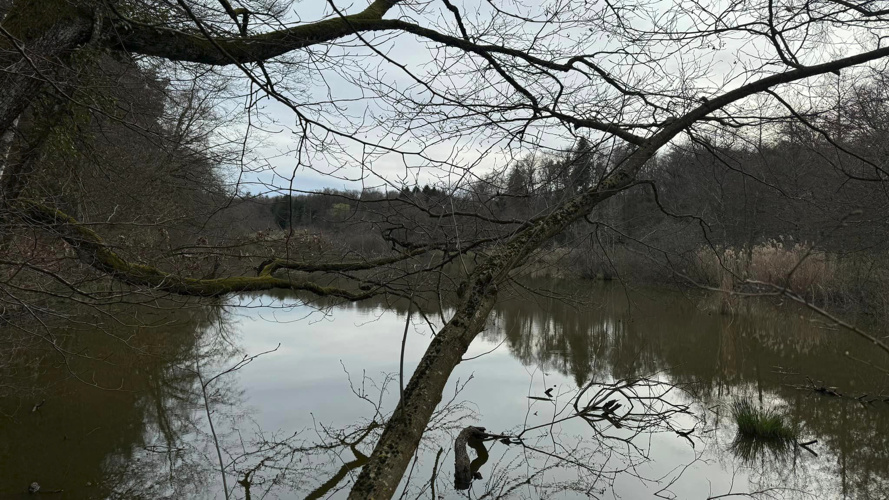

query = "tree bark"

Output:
[[0, 0, 93, 137], [348, 278, 500, 498]]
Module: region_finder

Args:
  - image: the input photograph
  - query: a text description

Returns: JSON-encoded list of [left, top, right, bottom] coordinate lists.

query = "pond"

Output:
[[1, 281, 887, 499]]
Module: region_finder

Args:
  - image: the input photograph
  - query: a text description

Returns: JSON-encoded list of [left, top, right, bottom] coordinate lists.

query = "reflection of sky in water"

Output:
[[219, 292, 881, 499], [2, 286, 887, 498]]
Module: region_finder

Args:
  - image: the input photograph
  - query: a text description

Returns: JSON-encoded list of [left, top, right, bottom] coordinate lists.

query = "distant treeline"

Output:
[[261, 106, 889, 257], [254, 78, 889, 311]]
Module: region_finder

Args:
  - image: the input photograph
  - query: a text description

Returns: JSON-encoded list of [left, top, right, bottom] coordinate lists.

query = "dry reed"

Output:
[[695, 239, 837, 301]]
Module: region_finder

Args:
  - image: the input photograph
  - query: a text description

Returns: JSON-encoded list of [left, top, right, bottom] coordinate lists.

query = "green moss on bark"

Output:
[[17, 200, 375, 299]]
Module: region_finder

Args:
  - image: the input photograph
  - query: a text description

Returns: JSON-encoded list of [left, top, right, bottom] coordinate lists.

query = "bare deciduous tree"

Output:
[[4, 0, 889, 496]]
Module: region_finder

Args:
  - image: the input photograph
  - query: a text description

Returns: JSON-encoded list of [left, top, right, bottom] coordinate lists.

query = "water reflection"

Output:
[[730, 433, 799, 464], [486, 283, 889, 498], [1, 282, 887, 498], [0, 304, 221, 498]]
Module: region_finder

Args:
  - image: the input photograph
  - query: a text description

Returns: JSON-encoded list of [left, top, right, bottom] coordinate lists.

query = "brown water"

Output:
[[1, 282, 887, 499]]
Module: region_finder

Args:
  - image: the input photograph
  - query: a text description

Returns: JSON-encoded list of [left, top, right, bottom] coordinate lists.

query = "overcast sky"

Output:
[[212, 0, 876, 197]]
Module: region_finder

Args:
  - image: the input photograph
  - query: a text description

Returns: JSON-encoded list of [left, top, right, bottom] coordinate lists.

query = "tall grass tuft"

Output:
[[730, 398, 799, 462], [732, 398, 798, 441]]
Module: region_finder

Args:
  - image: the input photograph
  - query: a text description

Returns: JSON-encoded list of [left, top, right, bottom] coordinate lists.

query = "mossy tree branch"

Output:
[[18, 200, 383, 300]]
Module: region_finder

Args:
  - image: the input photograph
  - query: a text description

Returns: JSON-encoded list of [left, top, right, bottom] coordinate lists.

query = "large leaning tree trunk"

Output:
[[347, 142, 660, 498], [347, 45, 889, 497]]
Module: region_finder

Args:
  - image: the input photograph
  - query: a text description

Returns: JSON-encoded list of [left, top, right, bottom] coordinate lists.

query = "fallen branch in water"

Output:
[[454, 426, 489, 490], [452, 378, 696, 491]]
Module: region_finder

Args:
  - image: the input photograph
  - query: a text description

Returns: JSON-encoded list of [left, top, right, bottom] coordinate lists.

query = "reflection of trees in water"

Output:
[[80, 305, 403, 500], [703, 421, 820, 499], [795, 397, 889, 499], [5, 286, 886, 498], [162, 294, 707, 498], [0, 295, 476, 499], [252, 282, 889, 498], [481, 283, 889, 499], [0, 303, 225, 497]]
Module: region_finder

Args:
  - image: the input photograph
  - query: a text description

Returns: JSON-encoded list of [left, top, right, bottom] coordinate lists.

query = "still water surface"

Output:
[[1, 282, 887, 499]]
